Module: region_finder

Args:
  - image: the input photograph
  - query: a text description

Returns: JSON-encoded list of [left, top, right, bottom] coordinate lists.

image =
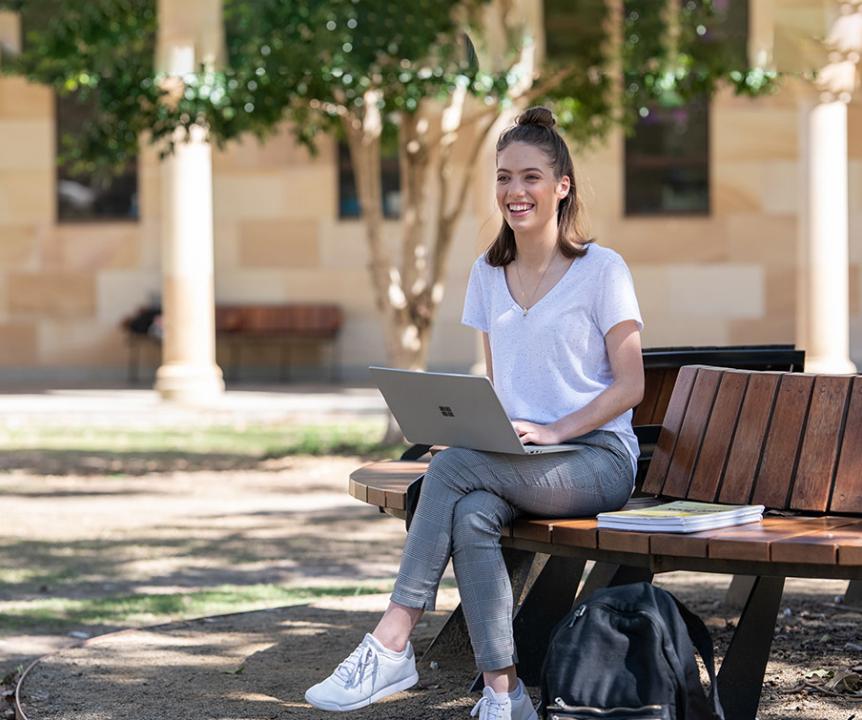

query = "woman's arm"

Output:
[[513, 320, 644, 445], [482, 332, 493, 384]]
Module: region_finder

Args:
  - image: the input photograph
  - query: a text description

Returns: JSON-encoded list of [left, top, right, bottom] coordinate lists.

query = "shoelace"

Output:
[[333, 643, 379, 689], [470, 694, 509, 720]]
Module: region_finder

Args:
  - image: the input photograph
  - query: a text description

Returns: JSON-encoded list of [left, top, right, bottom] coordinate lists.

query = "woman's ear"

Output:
[[557, 175, 572, 200]]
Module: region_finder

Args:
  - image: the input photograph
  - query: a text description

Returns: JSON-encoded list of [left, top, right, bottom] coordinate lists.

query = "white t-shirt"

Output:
[[461, 243, 643, 475]]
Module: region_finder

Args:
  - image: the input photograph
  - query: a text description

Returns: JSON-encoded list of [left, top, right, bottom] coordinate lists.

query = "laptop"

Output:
[[369, 366, 579, 455]]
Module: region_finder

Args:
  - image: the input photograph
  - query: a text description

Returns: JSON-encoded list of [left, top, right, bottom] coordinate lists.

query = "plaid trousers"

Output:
[[390, 430, 634, 672]]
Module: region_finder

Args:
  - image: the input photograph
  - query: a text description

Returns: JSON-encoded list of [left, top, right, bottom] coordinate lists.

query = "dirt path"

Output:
[[2, 453, 862, 718], [0, 454, 410, 670]]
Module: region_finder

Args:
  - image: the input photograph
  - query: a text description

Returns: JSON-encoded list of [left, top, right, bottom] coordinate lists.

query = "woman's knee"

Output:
[[451, 490, 512, 545]]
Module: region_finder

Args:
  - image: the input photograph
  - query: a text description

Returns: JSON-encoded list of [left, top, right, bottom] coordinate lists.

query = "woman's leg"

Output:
[[450, 490, 519, 691], [448, 438, 632, 678], [306, 437, 632, 711], [385, 437, 632, 649], [371, 602, 423, 653]]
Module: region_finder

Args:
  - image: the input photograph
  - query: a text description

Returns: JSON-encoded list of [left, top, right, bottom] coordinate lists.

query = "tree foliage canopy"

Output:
[[0, 0, 778, 177]]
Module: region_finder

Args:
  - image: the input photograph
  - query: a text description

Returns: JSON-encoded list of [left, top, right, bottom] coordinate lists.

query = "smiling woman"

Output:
[[305, 107, 645, 720]]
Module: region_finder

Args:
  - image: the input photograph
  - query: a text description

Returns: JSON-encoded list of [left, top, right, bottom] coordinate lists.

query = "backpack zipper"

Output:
[[553, 698, 665, 713], [568, 604, 587, 626]]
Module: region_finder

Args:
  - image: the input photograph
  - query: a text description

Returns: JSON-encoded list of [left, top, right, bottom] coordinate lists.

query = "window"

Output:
[[20, 4, 138, 222], [623, 0, 748, 216], [543, 0, 606, 64], [624, 99, 710, 216], [338, 141, 401, 219], [55, 92, 139, 222]]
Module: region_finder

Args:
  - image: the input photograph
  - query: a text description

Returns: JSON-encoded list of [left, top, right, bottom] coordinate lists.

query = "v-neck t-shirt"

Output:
[[461, 243, 643, 476]]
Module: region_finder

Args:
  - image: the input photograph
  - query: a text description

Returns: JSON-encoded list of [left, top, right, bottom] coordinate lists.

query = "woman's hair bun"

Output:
[[515, 106, 556, 129]]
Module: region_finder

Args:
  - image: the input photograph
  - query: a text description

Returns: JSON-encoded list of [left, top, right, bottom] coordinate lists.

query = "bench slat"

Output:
[[837, 521, 862, 565], [510, 518, 599, 549], [750, 374, 815, 508], [831, 377, 862, 513], [550, 519, 599, 548], [632, 368, 665, 425], [510, 519, 554, 543], [348, 476, 368, 503], [688, 371, 749, 502], [707, 516, 853, 562], [791, 376, 853, 512], [642, 366, 698, 494], [663, 368, 723, 498], [718, 373, 780, 505], [652, 368, 681, 426], [771, 519, 862, 564], [598, 528, 651, 554]]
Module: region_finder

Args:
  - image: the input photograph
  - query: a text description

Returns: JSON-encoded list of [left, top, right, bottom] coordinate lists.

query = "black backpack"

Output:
[[540, 582, 725, 720]]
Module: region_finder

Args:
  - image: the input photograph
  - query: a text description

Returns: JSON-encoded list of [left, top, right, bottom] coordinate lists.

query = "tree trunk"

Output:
[[347, 101, 497, 446]]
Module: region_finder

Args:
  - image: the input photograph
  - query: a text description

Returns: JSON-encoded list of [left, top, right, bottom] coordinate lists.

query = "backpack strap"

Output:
[[671, 596, 725, 720]]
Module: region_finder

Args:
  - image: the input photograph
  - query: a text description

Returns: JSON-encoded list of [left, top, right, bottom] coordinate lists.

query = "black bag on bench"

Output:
[[540, 582, 724, 720]]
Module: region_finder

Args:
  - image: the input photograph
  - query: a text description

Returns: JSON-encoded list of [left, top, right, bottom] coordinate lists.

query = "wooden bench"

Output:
[[123, 303, 343, 382], [350, 364, 862, 719]]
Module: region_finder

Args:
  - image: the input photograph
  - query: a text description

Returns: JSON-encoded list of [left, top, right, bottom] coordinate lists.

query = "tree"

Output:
[[2, 0, 777, 439]]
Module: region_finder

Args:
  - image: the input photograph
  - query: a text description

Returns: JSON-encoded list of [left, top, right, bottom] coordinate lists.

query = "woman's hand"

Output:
[[512, 420, 564, 446]]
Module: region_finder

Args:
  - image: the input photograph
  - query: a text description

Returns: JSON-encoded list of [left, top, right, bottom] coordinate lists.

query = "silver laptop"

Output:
[[369, 367, 579, 455]]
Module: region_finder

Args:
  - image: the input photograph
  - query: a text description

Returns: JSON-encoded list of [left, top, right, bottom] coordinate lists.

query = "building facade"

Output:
[[0, 4, 859, 383]]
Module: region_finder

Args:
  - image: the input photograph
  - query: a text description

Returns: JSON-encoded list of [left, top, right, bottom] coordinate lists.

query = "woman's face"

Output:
[[495, 141, 570, 237]]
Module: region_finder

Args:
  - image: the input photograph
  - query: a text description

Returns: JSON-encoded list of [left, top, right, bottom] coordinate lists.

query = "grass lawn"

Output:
[[0, 582, 396, 632], [0, 419, 404, 459]]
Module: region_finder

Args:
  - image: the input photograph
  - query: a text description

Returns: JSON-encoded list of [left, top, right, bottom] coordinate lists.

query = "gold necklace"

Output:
[[514, 250, 557, 317]]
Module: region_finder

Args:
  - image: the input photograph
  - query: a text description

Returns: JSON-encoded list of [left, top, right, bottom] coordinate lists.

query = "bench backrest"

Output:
[[642, 365, 862, 514], [634, 345, 805, 426], [215, 304, 343, 335]]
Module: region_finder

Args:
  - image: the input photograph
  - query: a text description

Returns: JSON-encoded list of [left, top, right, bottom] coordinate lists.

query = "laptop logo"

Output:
[[439, 405, 455, 417]]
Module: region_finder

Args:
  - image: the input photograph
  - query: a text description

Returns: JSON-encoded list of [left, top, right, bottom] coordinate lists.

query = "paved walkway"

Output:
[[0, 384, 387, 428]]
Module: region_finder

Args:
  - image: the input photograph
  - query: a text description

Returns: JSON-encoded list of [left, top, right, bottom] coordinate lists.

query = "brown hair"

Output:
[[486, 106, 592, 267]]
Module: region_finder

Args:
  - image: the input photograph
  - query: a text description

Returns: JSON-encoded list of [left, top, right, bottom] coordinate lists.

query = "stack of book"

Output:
[[597, 500, 765, 534]]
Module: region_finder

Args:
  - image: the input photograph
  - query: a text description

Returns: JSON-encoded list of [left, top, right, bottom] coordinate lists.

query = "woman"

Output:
[[306, 106, 644, 720]]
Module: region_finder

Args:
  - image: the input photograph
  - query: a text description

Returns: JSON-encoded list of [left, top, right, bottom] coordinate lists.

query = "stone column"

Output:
[[796, 3, 861, 374], [154, 0, 225, 401]]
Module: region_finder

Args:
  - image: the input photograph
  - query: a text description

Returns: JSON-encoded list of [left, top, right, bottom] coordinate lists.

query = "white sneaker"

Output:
[[470, 682, 538, 720], [304, 633, 419, 712]]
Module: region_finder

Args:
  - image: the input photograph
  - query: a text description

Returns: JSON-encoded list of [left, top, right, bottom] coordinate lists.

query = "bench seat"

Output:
[[349, 464, 862, 572], [507, 516, 862, 569]]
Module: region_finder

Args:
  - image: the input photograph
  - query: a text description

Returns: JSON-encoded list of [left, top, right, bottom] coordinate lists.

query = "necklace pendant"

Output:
[[522, 306, 529, 317]]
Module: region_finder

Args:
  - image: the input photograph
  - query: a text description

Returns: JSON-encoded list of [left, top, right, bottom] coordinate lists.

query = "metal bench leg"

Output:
[[331, 340, 340, 383], [128, 337, 138, 384], [575, 561, 654, 603], [844, 580, 862, 607], [277, 342, 292, 383], [508, 555, 587, 686], [423, 547, 535, 671], [717, 575, 785, 720], [724, 574, 756, 610]]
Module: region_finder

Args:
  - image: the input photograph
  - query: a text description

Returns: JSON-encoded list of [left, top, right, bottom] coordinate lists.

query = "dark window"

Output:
[[624, 99, 710, 216], [20, 5, 138, 222], [55, 92, 139, 222], [338, 142, 400, 219], [623, 0, 748, 216], [544, 0, 606, 64]]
